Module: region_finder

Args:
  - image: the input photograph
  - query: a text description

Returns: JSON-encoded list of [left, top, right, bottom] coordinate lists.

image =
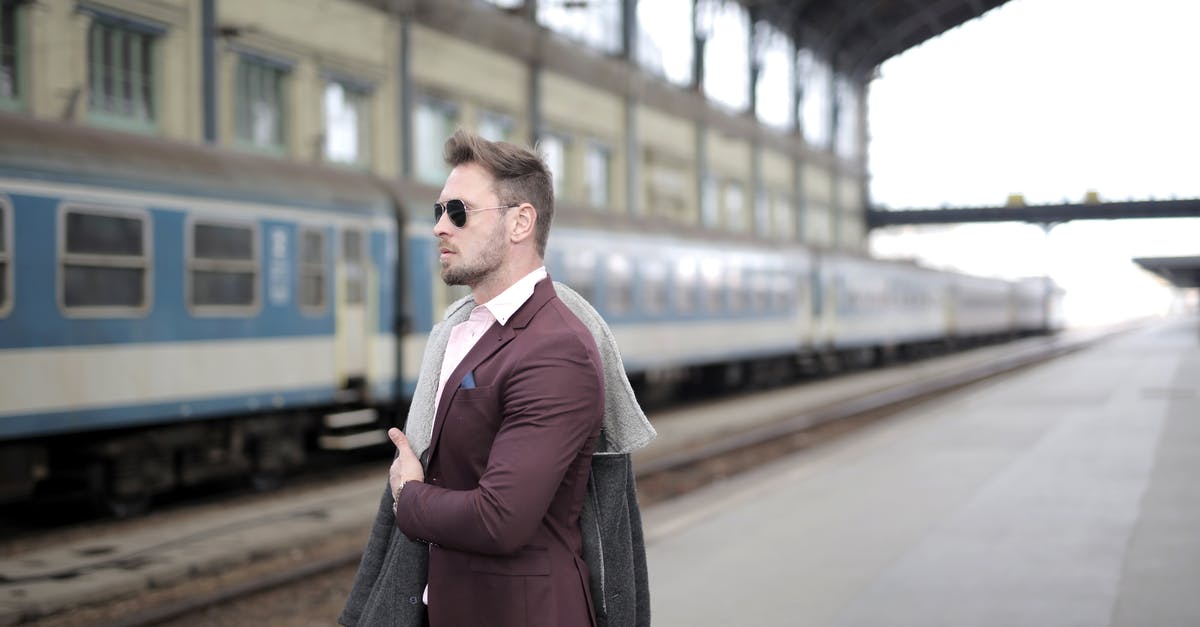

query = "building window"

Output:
[[236, 55, 289, 152], [798, 48, 832, 149], [414, 95, 457, 185], [298, 228, 327, 311], [636, 0, 693, 87], [324, 80, 371, 166], [342, 229, 365, 305], [189, 220, 258, 312], [88, 18, 159, 129], [0, 199, 10, 315], [698, 0, 749, 112], [1, 1, 21, 107], [753, 21, 793, 130], [583, 141, 612, 209], [754, 185, 770, 235], [61, 207, 149, 314], [723, 181, 746, 232], [772, 192, 794, 240], [700, 173, 718, 228], [538, 0, 620, 55], [478, 109, 515, 143], [540, 131, 569, 200]]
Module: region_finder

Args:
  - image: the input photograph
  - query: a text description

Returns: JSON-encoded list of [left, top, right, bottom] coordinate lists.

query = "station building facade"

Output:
[[0, 0, 870, 251]]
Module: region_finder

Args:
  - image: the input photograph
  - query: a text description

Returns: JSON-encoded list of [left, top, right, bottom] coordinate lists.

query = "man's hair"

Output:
[[444, 129, 554, 258]]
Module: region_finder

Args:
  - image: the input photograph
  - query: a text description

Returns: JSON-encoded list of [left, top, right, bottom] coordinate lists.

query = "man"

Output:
[[381, 130, 606, 627]]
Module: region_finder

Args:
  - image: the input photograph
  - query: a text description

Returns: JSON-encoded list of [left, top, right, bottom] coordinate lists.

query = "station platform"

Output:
[[644, 318, 1200, 626]]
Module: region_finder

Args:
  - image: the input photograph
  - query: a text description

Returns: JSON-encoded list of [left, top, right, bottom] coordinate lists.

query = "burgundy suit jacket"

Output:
[[393, 278, 605, 627]]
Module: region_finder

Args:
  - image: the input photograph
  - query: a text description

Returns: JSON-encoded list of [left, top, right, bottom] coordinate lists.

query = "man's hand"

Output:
[[388, 428, 425, 500]]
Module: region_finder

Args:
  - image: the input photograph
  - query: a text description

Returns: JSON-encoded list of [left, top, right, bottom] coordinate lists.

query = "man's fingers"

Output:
[[388, 427, 411, 452]]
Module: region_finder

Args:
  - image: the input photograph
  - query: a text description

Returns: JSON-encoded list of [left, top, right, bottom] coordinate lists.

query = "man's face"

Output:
[[435, 162, 509, 287]]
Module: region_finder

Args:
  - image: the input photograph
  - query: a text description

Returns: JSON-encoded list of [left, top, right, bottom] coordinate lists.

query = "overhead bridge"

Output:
[[867, 198, 1200, 229]]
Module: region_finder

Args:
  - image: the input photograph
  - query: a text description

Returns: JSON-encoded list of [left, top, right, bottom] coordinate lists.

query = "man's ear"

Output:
[[511, 203, 537, 243]]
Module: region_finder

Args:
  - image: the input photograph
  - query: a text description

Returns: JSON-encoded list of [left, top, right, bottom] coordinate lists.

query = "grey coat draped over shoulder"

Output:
[[339, 282, 656, 627]]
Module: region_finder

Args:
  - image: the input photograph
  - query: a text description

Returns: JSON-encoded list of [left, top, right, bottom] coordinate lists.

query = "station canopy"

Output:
[[1134, 256, 1200, 288], [751, 0, 1014, 74]]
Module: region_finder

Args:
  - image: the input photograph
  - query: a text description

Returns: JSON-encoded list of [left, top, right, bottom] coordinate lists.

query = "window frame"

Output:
[[185, 216, 261, 317], [0, 195, 11, 317], [341, 227, 366, 306], [234, 51, 291, 155], [539, 129, 572, 202], [322, 75, 373, 168], [477, 108, 516, 143], [583, 140, 612, 210], [57, 203, 153, 318], [297, 226, 328, 314], [85, 14, 162, 132], [604, 254, 633, 316], [413, 93, 459, 185], [0, 0, 24, 111]]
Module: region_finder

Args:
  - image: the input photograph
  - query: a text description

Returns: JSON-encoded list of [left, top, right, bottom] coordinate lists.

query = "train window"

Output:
[[639, 261, 669, 316], [298, 228, 327, 312], [415, 95, 458, 185], [583, 141, 611, 209], [0, 199, 9, 314], [236, 54, 290, 152], [750, 272, 771, 312], [87, 16, 160, 129], [700, 257, 723, 313], [323, 79, 371, 167], [342, 229, 365, 305], [60, 207, 149, 313], [726, 264, 745, 311], [605, 255, 633, 315], [189, 220, 258, 312], [674, 257, 697, 314], [563, 249, 597, 305]]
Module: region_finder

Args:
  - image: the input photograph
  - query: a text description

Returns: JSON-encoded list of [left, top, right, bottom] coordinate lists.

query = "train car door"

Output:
[[335, 228, 369, 389]]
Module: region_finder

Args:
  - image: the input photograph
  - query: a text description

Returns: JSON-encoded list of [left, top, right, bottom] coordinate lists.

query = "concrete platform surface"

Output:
[[644, 318, 1200, 627]]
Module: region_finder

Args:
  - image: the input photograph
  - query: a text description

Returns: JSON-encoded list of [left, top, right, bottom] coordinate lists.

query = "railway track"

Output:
[[1, 331, 1108, 626]]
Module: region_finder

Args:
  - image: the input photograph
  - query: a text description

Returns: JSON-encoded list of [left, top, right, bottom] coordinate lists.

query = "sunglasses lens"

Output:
[[434, 200, 468, 227]]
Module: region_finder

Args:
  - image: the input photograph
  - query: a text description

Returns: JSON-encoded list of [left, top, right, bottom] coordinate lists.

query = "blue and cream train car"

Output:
[[0, 113, 405, 512], [0, 112, 1063, 513]]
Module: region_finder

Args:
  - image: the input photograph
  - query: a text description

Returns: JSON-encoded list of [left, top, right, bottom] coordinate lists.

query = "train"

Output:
[[0, 112, 1063, 514]]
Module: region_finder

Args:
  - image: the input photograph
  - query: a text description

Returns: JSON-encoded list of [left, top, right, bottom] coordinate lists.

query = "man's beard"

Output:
[[441, 221, 507, 287]]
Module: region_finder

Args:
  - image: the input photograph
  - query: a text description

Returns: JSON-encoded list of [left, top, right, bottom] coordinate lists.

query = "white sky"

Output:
[[867, 0, 1200, 325]]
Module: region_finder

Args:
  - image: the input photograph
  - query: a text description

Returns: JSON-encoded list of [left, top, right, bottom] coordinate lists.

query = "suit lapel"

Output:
[[425, 279, 558, 463]]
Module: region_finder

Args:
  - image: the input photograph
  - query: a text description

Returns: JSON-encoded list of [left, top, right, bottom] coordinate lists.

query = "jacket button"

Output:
[[409, 596, 419, 604]]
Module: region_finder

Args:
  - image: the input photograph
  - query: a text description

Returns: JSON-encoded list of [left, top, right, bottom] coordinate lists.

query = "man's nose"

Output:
[[433, 210, 453, 237]]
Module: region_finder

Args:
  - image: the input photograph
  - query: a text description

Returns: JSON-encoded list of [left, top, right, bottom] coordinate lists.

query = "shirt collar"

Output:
[[479, 266, 547, 326]]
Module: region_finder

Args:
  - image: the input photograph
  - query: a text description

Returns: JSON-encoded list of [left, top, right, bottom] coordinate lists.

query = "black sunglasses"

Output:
[[434, 199, 518, 228]]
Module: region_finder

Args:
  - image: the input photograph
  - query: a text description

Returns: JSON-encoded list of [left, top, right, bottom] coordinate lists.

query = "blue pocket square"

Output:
[[460, 371, 476, 389]]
